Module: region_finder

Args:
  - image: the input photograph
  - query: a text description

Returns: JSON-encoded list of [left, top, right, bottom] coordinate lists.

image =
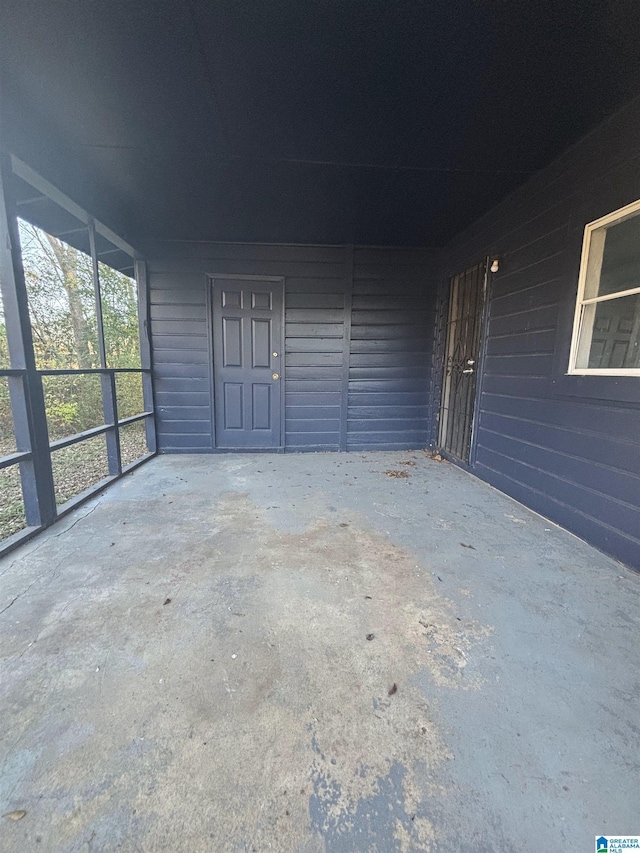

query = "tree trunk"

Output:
[[44, 235, 93, 369]]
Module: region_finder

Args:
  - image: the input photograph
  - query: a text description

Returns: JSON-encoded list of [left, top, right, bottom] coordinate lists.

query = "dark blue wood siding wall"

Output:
[[440, 97, 640, 569], [348, 248, 437, 450], [147, 243, 439, 454]]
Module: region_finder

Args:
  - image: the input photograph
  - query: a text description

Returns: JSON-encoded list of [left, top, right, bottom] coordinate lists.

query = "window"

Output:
[[569, 199, 640, 375]]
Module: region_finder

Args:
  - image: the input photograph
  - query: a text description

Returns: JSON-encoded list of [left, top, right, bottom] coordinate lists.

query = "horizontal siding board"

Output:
[[474, 463, 640, 570], [476, 446, 640, 535], [352, 280, 430, 295], [347, 254, 436, 446], [152, 363, 210, 379], [480, 394, 640, 441], [478, 428, 640, 504], [349, 378, 428, 393], [157, 435, 213, 450], [353, 247, 434, 265], [285, 323, 343, 337], [156, 405, 210, 420], [482, 353, 555, 376], [150, 275, 206, 293], [349, 366, 429, 380], [285, 308, 344, 323], [352, 295, 433, 310], [352, 267, 429, 283], [286, 406, 341, 420], [149, 242, 438, 456], [350, 339, 431, 354], [155, 391, 210, 407], [491, 279, 563, 316], [285, 277, 347, 293], [348, 392, 428, 406], [480, 375, 549, 398], [351, 311, 432, 326], [441, 98, 640, 568], [286, 293, 345, 309], [154, 376, 210, 393], [285, 432, 341, 445], [286, 392, 342, 407], [151, 320, 208, 336], [286, 366, 343, 380], [349, 352, 430, 368], [157, 420, 213, 435], [348, 418, 428, 432], [485, 329, 557, 356], [348, 406, 429, 419], [286, 352, 342, 367], [152, 334, 208, 350], [285, 419, 341, 433], [285, 338, 343, 353], [351, 325, 432, 340], [489, 303, 561, 333], [490, 255, 566, 301], [285, 380, 342, 393], [153, 349, 209, 365], [478, 413, 640, 479], [347, 430, 427, 445]]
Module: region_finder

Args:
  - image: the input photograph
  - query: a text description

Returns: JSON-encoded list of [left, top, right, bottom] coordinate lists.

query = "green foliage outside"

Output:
[[0, 220, 147, 539]]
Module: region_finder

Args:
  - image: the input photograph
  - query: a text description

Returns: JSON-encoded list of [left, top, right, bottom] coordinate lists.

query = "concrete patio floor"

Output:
[[1, 451, 638, 852]]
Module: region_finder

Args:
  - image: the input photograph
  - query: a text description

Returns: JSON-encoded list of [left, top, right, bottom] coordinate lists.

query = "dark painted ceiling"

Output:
[[2, 0, 640, 248]]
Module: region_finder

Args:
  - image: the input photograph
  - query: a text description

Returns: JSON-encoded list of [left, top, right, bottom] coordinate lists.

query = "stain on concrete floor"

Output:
[[0, 452, 638, 852]]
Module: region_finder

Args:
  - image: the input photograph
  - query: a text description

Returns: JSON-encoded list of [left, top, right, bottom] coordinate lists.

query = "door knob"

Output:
[[462, 368, 474, 374], [272, 373, 279, 380]]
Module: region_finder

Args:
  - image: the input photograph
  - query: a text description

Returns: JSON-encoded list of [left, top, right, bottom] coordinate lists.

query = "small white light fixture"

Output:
[[490, 258, 500, 273]]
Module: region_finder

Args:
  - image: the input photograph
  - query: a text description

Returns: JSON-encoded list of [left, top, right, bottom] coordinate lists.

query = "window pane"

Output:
[[0, 377, 17, 455], [119, 419, 149, 467], [19, 220, 100, 370], [598, 213, 640, 297], [0, 464, 26, 539], [582, 293, 640, 369], [42, 374, 105, 441], [51, 434, 110, 506], [98, 260, 141, 368], [115, 371, 144, 419]]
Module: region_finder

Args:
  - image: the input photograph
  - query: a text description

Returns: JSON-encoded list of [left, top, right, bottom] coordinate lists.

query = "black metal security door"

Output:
[[438, 261, 487, 462], [211, 276, 284, 449]]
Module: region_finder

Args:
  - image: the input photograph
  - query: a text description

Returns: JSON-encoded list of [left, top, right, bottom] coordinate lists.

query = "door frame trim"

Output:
[[207, 274, 286, 451], [467, 259, 490, 468]]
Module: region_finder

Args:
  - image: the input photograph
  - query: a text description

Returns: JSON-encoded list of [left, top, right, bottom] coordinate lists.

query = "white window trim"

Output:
[[568, 197, 640, 376]]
